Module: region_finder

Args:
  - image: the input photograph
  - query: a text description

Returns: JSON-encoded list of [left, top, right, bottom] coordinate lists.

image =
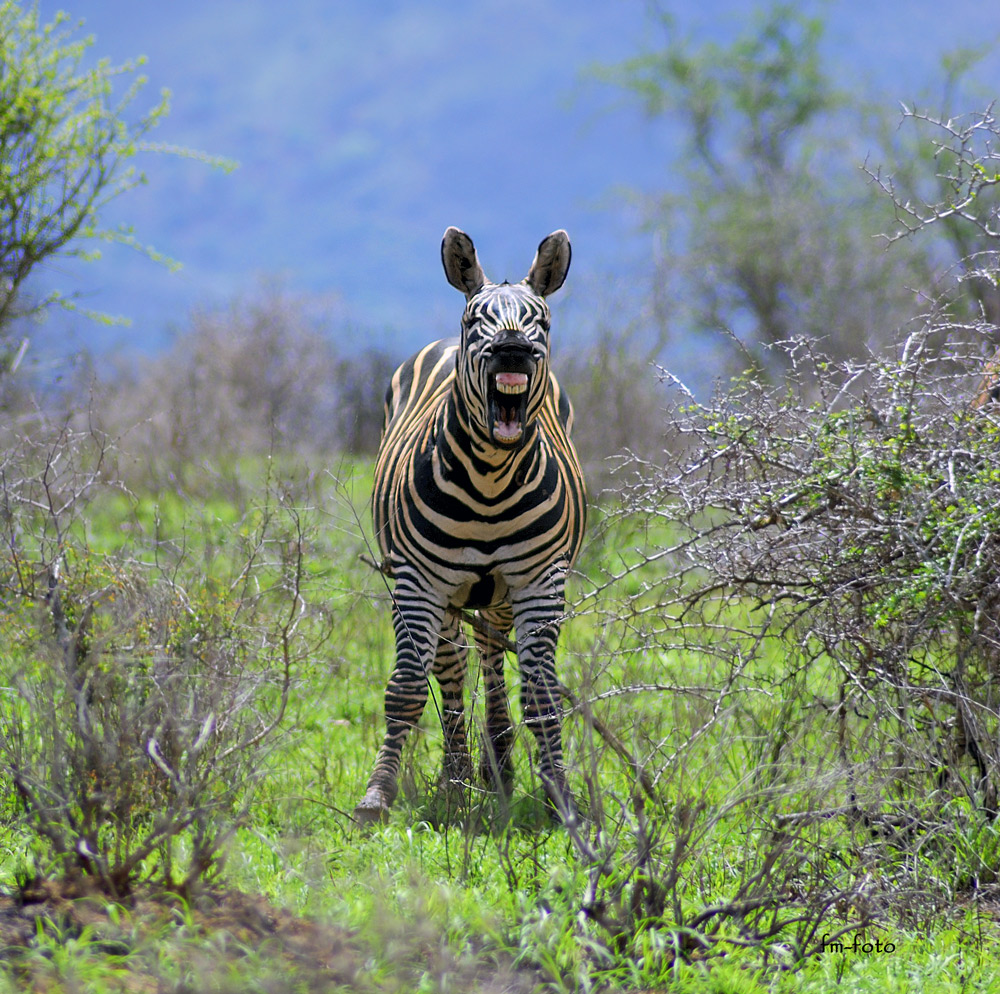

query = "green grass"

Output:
[[1, 455, 998, 992]]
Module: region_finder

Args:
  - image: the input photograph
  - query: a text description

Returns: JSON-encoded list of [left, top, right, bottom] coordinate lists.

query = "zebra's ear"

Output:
[[442, 227, 486, 298], [526, 230, 571, 297]]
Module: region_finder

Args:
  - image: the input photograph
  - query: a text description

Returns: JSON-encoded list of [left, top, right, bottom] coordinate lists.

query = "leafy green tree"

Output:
[[0, 1, 185, 351], [606, 4, 933, 378]]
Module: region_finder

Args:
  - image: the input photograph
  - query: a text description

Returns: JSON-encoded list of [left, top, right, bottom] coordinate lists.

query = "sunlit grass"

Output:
[[2, 456, 999, 991]]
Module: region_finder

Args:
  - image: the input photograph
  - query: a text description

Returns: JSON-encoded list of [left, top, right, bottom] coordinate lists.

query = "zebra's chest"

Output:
[[379, 440, 565, 599], [411, 444, 561, 549]]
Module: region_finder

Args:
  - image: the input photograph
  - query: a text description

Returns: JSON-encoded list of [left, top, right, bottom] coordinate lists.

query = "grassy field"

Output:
[[1, 448, 999, 992]]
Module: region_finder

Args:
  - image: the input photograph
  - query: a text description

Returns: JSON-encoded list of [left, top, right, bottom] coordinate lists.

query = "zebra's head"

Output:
[[441, 226, 571, 449]]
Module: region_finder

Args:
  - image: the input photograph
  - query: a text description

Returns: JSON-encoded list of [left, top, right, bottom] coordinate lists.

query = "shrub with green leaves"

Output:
[[608, 325, 1000, 832]]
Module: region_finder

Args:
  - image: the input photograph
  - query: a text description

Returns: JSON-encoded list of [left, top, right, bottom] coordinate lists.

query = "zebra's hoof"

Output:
[[353, 791, 390, 827]]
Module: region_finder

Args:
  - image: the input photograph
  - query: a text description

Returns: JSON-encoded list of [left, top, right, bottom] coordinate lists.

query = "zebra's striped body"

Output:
[[355, 228, 586, 823], [973, 348, 1000, 409]]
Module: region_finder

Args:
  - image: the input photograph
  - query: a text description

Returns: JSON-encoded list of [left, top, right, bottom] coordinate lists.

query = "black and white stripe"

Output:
[[355, 227, 587, 823]]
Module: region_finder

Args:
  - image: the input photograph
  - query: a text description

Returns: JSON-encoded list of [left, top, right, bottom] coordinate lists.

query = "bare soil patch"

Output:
[[0, 879, 538, 993], [0, 879, 360, 992]]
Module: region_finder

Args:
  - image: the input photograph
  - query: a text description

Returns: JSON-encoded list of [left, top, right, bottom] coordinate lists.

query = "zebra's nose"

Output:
[[493, 329, 532, 349], [489, 332, 540, 362]]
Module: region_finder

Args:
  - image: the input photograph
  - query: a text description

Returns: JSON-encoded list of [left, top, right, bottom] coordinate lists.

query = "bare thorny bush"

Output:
[[0, 419, 330, 898], [504, 105, 1000, 973], [574, 332, 996, 942]]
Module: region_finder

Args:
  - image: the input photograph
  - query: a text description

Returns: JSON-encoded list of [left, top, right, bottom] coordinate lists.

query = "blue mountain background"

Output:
[[25, 0, 1000, 369]]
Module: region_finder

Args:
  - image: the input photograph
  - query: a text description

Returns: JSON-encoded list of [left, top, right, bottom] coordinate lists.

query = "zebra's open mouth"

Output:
[[490, 371, 529, 445]]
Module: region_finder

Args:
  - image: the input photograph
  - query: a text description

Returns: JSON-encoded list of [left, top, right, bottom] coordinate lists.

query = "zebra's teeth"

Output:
[[495, 372, 528, 395]]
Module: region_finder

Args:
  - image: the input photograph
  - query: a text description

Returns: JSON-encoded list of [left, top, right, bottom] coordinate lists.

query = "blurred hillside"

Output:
[[21, 0, 1000, 377]]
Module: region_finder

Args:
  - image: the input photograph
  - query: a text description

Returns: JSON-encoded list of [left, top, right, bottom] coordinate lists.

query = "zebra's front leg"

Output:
[[476, 605, 515, 795], [511, 578, 573, 817], [432, 613, 472, 791], [355, 583, 446, 825]]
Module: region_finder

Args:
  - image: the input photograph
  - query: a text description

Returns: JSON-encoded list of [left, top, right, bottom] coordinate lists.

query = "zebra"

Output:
[[354, 227, 587, 825], [973, 347, 1000, 408]]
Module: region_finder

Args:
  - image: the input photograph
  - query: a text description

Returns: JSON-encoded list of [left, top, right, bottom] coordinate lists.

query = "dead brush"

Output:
[[0, 421, 329, 898]]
